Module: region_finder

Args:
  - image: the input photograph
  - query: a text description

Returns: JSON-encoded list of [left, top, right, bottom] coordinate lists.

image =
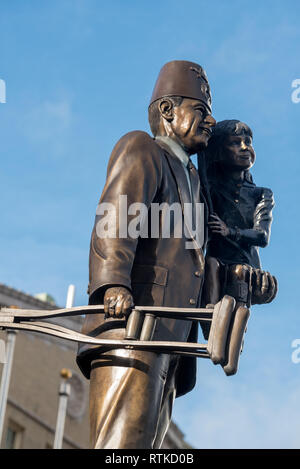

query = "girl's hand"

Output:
[[208, 213, 230, 237]]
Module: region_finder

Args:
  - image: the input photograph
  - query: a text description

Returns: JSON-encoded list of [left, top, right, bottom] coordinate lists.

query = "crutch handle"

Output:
[[125, 309, 144, 340]]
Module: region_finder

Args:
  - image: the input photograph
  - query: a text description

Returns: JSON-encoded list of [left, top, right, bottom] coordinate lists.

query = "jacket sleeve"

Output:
[[228, 188, 275, 248], [88, 131, 162, 302]]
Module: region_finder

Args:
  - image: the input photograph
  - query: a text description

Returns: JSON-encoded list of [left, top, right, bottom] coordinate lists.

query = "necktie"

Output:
[[187, 159, 200, 207], [187, 159, 205, 263], [186, 160, 194, 231]]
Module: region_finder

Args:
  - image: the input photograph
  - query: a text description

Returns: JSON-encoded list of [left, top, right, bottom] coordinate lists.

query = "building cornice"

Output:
[[0, 283, 57, 310]]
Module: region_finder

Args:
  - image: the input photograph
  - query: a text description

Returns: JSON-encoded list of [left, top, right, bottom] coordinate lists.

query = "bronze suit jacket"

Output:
[[76, 131, 208, 397]]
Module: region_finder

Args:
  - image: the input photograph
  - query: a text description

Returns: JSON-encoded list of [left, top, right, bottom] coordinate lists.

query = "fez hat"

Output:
[[150, 60, 212, 112]]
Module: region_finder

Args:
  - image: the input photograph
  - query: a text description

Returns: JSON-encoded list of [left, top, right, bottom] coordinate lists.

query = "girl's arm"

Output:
[[208, 188, 275, 248]]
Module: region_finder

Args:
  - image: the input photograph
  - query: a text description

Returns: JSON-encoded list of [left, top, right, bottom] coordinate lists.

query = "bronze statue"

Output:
[[201, 120, 277, 373], [0, 63, 277, 449], [76, 60, 216, 449], [76, 61, 277, 447]]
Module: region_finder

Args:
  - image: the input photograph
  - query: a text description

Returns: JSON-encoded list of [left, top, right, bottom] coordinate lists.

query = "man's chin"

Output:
[[190, 137, 209, 154], [182, 134, 210, 154]]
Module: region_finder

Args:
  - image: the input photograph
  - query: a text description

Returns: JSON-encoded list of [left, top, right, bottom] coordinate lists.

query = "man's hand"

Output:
[[251, 270, 278, 304], [208, 214, 230, 237], [104, 286, 134, 318]]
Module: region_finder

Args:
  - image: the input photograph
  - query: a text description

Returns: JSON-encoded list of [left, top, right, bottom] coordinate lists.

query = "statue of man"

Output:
[[76, 60, 216, 449]]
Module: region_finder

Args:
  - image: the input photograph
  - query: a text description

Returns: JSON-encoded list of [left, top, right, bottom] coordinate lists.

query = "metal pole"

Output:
[[0, 338, 6, 365], [53, 284, 75, 450], [65, 284, 76, 309], [0, 330, 17, 446], [53, 369, 72, 449]]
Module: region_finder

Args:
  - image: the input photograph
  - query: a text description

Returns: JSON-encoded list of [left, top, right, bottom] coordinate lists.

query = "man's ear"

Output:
[[158, 98, 174, 122]]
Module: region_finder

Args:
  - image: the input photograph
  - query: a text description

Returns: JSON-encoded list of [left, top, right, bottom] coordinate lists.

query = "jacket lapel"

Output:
[[162, 149, 205, 267], [189, 160, 209, 249], [154, 139, 192, 207], [165, 152, 193, 212]]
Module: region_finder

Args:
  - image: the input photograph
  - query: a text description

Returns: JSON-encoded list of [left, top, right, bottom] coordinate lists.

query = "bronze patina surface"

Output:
[[74, 70, 276, 447], [0, 63, 278, 450], [76, 60, 216, 448], [201, 120, 277, 373]]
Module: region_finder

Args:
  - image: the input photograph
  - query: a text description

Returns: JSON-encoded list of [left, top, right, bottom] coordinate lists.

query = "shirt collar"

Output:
[[155, 136, 190, 167]]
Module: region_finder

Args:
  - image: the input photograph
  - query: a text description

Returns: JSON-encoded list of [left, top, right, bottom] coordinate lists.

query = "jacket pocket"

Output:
[[131, 264, 168, 306], [131, 264, 168, 286]]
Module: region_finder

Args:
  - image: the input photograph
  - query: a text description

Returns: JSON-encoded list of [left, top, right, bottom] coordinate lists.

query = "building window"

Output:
[[5, 420, 24, 449]]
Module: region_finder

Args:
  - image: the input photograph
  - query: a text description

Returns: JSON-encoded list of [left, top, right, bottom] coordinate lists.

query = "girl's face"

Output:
[[221, 133, 255, 171]]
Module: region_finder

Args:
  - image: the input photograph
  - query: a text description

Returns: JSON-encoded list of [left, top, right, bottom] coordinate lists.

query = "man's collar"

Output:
[[155, 136, 190, 167]]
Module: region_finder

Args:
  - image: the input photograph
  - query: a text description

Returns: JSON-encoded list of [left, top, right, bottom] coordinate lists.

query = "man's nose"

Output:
[[241, 140, 248, 150], [205, 114, 216, 127]]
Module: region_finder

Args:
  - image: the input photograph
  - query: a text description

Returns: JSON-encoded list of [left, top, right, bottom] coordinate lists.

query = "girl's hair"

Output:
[[204, 119, 254, 184]]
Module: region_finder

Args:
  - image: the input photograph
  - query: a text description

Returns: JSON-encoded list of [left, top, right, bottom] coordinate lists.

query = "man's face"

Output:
[[167, 98, 216, 154], [222, 133, 255, 171]]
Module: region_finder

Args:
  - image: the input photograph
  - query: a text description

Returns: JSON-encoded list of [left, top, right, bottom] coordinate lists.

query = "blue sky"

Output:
[[1, 0, 300, 448]]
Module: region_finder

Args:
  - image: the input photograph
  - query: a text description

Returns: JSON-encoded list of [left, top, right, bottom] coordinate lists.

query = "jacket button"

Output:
[[189, 299, 196, 305], [194, 271, 201, 277], [234, 199, 239, 203]]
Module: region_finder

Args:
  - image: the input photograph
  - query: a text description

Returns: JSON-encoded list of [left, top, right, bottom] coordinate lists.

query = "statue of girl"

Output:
[[201, 120, 277, 340]]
